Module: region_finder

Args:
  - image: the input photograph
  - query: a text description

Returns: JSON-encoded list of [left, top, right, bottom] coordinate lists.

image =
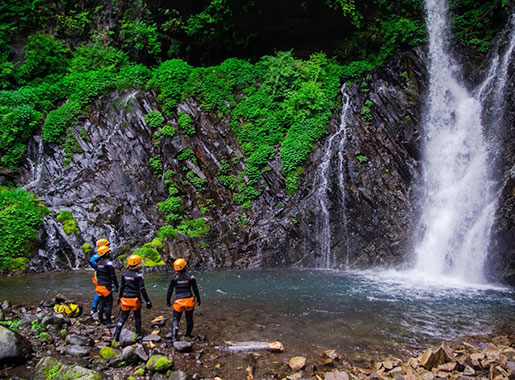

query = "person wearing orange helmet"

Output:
[[112, 254, 152, 342], [166, 258, 201, 343], [89, 238, 110, 315], [95, 245, 119, 327]]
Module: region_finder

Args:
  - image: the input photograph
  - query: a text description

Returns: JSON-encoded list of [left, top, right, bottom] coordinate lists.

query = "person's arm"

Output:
[[166, 277, 176, 306], [191, 277, 201, 305], [89, 253, 100, 270], [138, 274, 150, 304], [118, 273, 126, 300], [109, 262, 119, 291]]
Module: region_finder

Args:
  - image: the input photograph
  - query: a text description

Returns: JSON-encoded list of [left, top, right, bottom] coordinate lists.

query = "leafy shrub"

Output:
[[120, 20, 161, 62], [155, 125, 176, 139], [82, 243, 92, 254], [17, 34, 70, 82], [42, 100, 81, 143], [145, 110, 165, 128], [62, 128, 82, 166], [56, 209, 79, 235], [177, 112, 195, 135], [177, 148, 197, 165], [69, 42, 129, 73], [147, 59, 192, 115], [158, 196, 183, 214], [186, 171, 207, 192], [0, 187, 48, 271]]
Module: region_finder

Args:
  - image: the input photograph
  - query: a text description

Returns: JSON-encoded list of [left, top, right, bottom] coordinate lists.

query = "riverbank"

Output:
[[0, 297, 514, 380]]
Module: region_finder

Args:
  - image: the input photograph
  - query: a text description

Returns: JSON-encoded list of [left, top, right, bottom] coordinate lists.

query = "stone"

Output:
[[143, 334, 162, 343], [151, 315, 167, 326], [173, 341, 193, 352], [34, 356, 104, 380], [421, 344, 456, 370], [110, 327, 137, 347], [146, 354, 174, 373], [62, 344, 89, 357], [65, 334, 93, 346], [470, 353, 485, 361], [390, 367, 404, 376], [324, 371, 349, 380], [422, 373, 434, 380], [285, 373, 302, 380], [0, 309, 4, 321], [463, 366, 475, 376], [324, 349, 342, 360], [134, 367, 145, 376], [168, 371, 188, 380], [1, 300, 10, 310], [288, 356, 306, 371], [122, 346, 139, 365], [151, 374, 169, 380], [0, 325, 32, 364], [408, 357, 419, 369]]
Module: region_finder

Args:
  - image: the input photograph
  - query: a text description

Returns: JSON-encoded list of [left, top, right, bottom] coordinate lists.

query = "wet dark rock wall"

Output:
[[15, 44, 515, 283]]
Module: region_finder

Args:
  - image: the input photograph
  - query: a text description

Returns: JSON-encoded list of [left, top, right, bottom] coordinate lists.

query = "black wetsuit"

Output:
[[95, 257, 118, 325], [166, 271, 201, 341], [113, 269, 151, 341]]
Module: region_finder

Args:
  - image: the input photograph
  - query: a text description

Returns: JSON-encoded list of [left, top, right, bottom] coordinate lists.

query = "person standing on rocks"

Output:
[[112, 254, 152, 343], [89, 238, 109, 315], [95, 245, 118, 327], [166, 258, 201, 342]]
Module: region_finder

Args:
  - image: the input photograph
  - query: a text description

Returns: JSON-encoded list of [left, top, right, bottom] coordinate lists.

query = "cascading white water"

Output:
[[414, 1, 515, 283], [313, 86, 351, 268]]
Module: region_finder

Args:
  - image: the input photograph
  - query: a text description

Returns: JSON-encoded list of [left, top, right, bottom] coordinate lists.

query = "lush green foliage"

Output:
[[177, 112, 195, 135], [145, 110, 165, 129], [56, 209, 79, 235], [0, 187, 48, 271]]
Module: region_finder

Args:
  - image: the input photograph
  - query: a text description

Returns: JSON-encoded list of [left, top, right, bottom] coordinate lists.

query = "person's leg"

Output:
[[171, 309, 183, 342], [97, 296, 105, 324], [185, 310, 194, 337], [91, 293, 99, 313], [104, 293, 113, 325], [113, 310, 129, 341], [134, 308, 142, 339]]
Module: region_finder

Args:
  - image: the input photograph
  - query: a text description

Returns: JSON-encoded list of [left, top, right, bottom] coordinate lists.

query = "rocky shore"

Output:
[[0, 298, 514, 380]]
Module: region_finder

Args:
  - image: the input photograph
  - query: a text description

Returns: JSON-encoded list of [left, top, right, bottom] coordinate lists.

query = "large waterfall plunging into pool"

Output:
[[414, 1, 515, 283]]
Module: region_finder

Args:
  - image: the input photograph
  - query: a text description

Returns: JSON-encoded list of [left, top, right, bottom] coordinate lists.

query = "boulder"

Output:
[[110, 327, 136, 347], [146, 354, 174, 373], [65, 334, 93, 346], [122, 344, 148, 364], [62, 344, 90, 357], [324, 371, 349, 380], [288, 356, 306, 371], [34, 356, 104, 380], [173, 341, 193, 352], [1, 300, 10, 310], [99, 346, 118, 360], [0, 325, 32, 364]]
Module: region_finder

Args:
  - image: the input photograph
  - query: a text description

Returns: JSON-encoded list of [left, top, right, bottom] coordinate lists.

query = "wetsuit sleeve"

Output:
[[166, 277, 176, 304], [190, 277, 201, 303], [119, 273, 125, 298], [138, 274, 150, 303], [110, 263, 119, 290], [89, 254, 100, 270]]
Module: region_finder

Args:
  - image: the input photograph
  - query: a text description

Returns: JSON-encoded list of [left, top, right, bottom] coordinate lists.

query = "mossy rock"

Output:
[[146, 354, 173, 373], [99, 346, 117, 360], [35, 356, 104, 379], [134, 367, 145, 376]]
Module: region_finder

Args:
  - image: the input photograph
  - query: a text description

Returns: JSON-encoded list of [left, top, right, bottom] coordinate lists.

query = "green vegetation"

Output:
[[356, 155, 369, 163], [177, 112, 195, 135], [144, 110, 165, 129], [0, 319, 21, 331], [82, 243, 92, 254], [0, 187, 48, 272], [56, 210, 79, 235]]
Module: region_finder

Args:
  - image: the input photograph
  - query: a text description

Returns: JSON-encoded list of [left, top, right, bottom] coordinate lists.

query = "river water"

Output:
[[1, 269, 513, 363]]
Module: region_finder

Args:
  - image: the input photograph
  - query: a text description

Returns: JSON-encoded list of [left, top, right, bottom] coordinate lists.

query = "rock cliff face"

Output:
[[16, 43, 514, 283]]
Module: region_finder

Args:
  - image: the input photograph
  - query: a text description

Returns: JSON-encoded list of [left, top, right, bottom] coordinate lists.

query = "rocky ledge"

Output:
[[0, 299, 514, 380]]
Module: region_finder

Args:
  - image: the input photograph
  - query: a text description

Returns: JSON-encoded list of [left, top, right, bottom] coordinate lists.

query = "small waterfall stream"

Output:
[[414, 1, 515, 283], [313, 86, 351, 268]]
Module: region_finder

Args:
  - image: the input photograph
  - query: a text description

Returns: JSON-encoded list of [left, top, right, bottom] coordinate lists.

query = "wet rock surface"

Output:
[[0, 325, 32, 364], [1, 299, 515, 380]]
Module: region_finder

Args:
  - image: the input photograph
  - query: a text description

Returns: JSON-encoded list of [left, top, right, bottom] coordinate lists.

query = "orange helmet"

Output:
[[128, 254, 142, 266], [96, 238, 109, 249], [97, 245, 111, 257], [173, 258, 187, 271]]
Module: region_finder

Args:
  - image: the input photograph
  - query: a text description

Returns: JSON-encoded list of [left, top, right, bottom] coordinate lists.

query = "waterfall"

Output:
[[313, 86, 351, 268], [414, 1, 515, 283]]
